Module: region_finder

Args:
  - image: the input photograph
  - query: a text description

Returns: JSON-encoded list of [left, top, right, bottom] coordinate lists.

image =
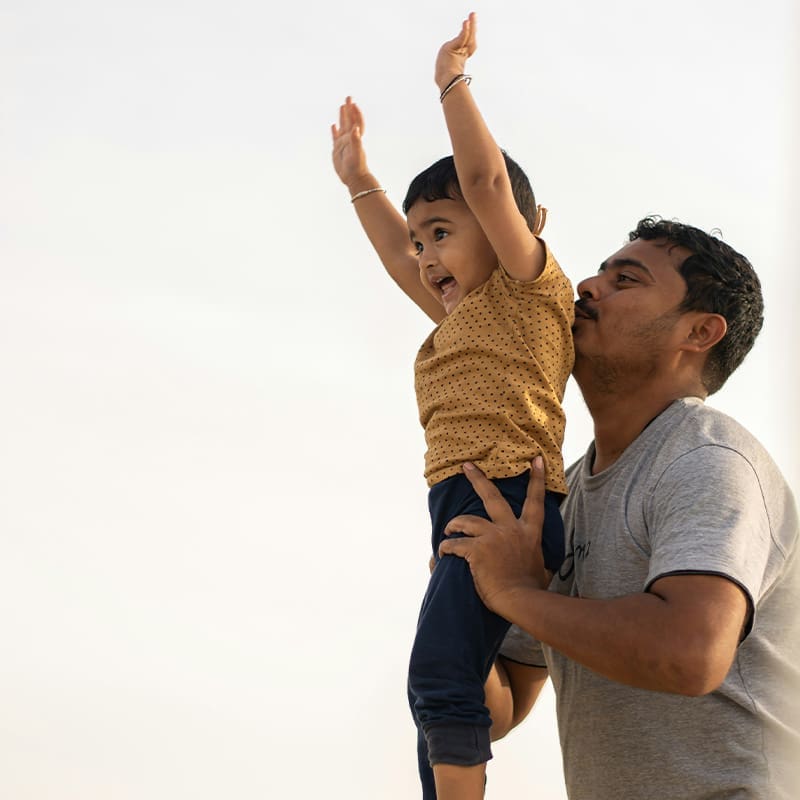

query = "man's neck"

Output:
[[582, 384, 704, 474]]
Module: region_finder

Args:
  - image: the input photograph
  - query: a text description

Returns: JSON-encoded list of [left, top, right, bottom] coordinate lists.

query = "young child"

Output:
[[331, 14, 574, 800]]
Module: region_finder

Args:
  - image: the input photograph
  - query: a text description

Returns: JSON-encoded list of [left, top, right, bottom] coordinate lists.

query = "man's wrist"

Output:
[[490, 581, 545, 626]]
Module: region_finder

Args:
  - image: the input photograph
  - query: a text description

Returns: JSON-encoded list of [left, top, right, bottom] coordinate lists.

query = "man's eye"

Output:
[[618, 273, 636, 283]]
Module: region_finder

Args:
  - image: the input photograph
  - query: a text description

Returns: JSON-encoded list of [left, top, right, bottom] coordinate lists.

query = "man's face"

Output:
[[572, 238, 693, 392]]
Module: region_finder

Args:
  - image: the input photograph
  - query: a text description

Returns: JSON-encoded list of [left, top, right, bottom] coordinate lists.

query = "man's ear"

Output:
[[681, 312, 727, 353]]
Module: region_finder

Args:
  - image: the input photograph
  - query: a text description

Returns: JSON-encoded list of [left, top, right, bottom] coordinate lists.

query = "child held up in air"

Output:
[[331, 12, 574, 799]]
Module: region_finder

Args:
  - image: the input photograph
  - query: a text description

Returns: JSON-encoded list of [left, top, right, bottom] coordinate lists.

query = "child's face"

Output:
[[407, 198, 497, 315]]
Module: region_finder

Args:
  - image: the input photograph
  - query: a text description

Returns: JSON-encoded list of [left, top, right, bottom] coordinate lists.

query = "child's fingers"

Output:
[[451, 12, 476, 56], [467, 12, 477, 51], [441, 17, 469, 54], [443, 15, 475, 57], [351, 101, 365, 133], [457, 15, 470, 43]]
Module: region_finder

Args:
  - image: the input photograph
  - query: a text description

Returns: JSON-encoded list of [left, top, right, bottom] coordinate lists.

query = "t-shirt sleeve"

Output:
[[497, 240, 574, 302], [499, 623, 547, 667], [644, 444, 773, 635]]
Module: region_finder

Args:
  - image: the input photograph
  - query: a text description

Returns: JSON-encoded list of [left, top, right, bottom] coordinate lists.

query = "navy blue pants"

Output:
[[408, 471, 564, 799]]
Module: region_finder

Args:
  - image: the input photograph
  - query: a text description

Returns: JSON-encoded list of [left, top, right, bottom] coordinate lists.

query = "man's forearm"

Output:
[[496, 574, 745, 696]]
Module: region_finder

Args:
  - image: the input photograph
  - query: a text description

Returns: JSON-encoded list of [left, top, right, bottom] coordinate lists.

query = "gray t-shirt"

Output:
[[501, 398, 800, 799]]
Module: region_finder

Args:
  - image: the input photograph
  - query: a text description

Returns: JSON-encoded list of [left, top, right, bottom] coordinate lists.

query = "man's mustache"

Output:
[[574, 298, 598, 321]]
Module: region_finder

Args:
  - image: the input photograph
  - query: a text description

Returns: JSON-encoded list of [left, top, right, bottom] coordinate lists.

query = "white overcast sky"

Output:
[[1, 1, 798, 798]]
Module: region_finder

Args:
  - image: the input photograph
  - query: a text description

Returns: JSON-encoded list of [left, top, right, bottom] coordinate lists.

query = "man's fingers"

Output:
[[438, 533, 475, 560], [443, 513, 493, 538], [520, 456, 546, 533], [459, 462, 519, 525]]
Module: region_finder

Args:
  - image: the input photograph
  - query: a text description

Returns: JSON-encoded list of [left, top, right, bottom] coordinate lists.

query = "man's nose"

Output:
[[576, 274, 602, 299]]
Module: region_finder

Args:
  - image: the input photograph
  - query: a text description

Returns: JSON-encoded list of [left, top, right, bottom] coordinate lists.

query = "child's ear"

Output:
[[682, 312, 727, 353], [532, 205, 547, 237]]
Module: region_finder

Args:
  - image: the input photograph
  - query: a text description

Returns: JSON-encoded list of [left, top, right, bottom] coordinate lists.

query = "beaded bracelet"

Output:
[[350, 187, 386, 203], [439, 74, 472, 103]]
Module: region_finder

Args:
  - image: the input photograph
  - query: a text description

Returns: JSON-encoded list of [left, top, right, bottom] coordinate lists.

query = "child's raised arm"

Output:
[[435, 13, 546, 282], [331, 97, 445, 323]]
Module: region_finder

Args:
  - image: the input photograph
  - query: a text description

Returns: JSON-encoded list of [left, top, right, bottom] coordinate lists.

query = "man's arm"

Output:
[[435, 14, 546, 282], [331, 97, 445, 323], [439, 460, 749, 696], [497, 573, 746, 696]]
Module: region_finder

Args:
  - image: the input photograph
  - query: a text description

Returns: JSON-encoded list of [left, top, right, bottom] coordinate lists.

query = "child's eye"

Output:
[[414, 241, 423, 254], [434, 228, 448, 241]]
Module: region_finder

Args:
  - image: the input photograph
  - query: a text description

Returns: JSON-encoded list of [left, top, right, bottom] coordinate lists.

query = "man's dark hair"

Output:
[[402, 152, 538, 232], [630, 216, 764, 394]]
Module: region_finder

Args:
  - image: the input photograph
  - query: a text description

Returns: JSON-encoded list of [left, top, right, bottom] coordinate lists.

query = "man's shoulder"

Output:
[[664, 398, 774, 465], [565, 398, 782, 494], [630, 400, 795, 541]]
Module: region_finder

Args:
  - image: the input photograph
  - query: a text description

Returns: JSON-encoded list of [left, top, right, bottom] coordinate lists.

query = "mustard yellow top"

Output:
[[415, 244, 574, 493]]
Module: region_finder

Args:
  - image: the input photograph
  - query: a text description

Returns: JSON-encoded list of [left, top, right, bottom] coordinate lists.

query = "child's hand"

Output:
[[331, 96, 369, 189], [435, 12, 477, 94]]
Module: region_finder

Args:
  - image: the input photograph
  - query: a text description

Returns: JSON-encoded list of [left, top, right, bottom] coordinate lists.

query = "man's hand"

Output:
[[331, 96, 369, 189], [435, 12, 477, 93], [439, 456, 550, 615]]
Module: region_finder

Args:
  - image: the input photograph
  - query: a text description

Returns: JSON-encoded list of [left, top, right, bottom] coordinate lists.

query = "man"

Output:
[[441, 217, 800, 799]]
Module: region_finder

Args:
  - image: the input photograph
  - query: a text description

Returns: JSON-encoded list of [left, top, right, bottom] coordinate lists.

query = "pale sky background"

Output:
[[1, 1, 798, 798]]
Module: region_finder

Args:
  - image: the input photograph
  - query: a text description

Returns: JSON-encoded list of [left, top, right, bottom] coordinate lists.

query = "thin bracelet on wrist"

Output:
[[439, 74, 472, 103], [350, 187, 386, 203]]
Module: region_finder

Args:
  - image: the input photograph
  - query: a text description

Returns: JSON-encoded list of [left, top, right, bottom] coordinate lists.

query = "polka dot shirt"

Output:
[[415, 244, 574, 493]]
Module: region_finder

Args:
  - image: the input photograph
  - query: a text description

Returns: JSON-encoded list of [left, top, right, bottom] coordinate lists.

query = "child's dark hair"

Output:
[[630, 216, 764, 395], [402, 152, 538, 232]]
